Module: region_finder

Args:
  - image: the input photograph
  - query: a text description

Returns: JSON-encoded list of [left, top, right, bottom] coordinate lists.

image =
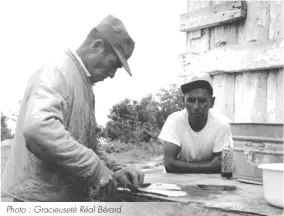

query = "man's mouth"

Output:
[[192, 113, 203, 116]]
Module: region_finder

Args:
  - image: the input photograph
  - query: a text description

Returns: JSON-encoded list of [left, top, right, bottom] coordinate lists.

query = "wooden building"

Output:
[[179, 1, 283, 123]]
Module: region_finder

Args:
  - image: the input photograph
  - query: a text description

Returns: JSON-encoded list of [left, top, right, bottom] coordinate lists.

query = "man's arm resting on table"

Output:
[[164, 142, 221, 173]]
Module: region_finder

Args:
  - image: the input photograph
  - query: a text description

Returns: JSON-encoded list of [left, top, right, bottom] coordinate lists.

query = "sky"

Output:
[[0, 0, 186, 127]]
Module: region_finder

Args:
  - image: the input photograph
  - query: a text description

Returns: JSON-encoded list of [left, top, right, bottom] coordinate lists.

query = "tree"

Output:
[[106, 98, 138, 142], [1, 113, 13, 141], [155, 84, 184, 129], [103, 84, 184, 143]]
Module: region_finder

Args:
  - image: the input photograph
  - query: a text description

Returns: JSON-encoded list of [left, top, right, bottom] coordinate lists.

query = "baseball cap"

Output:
[[96, 15, 135, 76], [181, 72, 213, 94]]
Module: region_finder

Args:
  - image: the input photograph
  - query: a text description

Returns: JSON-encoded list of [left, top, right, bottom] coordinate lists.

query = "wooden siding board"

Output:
[[275, 68, 284, 123], [181, 1, 247, 32], [242, 1, 270, 43], [213, 74, 235, 121], [187, 29, 210, 53], [212, 74, 223, 114], [242, 71, 267, 123], [268, 1, 283, 40], [210, 22, 238, 49], [234, 73, 243, 122], [252, 71, 267, 123], [186, 1, 211, 53], [224, 74, 235, 121], [179, 39, 284, 77], [212, 73, 235, 121], [236, 20, 246, 44], [266, 69, 278, 123]]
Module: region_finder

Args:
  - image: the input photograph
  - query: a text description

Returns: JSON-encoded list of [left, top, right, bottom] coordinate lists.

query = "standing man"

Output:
[[158, 73, 232, 173], [2, 15, 144, 202]]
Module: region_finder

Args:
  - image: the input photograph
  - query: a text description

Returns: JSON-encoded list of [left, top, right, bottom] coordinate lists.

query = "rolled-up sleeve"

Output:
[[158, 114, 181, 147], [23, 66, 104, 186]]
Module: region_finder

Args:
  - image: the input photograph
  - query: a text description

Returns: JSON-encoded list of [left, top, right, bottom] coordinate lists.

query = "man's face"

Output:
[[86, 48, 122, 83], [184, 88, 214, 120]]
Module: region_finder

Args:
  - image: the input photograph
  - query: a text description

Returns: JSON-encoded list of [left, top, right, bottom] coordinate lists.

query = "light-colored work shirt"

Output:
[[158, 109, 232, 162]]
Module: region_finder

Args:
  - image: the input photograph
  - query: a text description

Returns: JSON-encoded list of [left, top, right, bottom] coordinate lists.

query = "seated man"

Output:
[[158, 73, 232, 173]]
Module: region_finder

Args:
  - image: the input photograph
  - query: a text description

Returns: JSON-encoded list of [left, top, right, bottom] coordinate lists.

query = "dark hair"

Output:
[[84, 28, 114, 54]]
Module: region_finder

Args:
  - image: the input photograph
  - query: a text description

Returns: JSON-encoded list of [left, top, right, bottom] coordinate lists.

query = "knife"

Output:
[[117, 183, 151, 193]]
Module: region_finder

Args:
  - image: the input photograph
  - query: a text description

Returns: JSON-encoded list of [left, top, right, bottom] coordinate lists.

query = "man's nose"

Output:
[[193, 100, 199, 109], [108, 69, 117, 78]]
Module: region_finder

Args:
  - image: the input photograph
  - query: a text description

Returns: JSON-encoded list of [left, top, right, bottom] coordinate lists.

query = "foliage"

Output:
[[103, 84, 184, 143], [100, 140, 163, 165], [155, 84, 184, 129], [1, 113, 13, 141]]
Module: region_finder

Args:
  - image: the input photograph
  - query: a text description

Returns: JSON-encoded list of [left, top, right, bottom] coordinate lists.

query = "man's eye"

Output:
[[187, 98, 195, 103], [113, 61, 122, 68]]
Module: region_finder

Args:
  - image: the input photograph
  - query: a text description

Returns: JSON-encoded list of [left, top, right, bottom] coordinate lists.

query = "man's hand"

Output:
[[94, 166, 117, 197], [114, 166, 144, 185]]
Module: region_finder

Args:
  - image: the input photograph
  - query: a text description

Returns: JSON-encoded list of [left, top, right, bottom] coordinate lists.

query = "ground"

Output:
[[101, 141, 164, 172]]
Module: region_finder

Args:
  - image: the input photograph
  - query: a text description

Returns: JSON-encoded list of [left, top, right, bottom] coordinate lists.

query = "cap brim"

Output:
[[113, 46, 132, 76], [181, 80, 213, 94]]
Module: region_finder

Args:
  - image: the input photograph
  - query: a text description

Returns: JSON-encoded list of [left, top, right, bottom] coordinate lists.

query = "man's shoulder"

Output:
[[167, 109, 187, 122], [40, 50, 81, 81], [28, 51, 76, 91], [47, 50, 75, 69]]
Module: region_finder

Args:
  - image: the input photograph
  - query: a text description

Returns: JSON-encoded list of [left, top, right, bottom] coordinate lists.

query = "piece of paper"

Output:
[[143, 183, 181, 191], [137, 189, 188, 197]]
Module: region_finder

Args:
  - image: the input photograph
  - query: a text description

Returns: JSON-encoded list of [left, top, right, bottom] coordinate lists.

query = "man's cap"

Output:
[[181, 72, 213, 94], [96, 15, 135, 76]]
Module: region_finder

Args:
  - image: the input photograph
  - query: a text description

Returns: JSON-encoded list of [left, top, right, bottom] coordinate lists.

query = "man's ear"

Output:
[[91, 39, 104, 53], [210, 96, 215, 108]]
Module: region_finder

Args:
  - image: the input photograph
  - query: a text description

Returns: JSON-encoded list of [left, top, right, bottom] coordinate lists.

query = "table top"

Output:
[[96, 170, 283, 215]]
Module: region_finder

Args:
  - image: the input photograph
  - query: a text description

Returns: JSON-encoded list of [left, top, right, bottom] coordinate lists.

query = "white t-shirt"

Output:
[[158, 109, 231, 162]]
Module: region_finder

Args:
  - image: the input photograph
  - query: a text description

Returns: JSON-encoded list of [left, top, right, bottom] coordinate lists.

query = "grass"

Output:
[[101, 140, 164, 168], [1, 139, 164, 179]]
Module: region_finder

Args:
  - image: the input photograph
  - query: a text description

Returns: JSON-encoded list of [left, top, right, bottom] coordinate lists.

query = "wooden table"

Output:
[[89, 170, 283, 216]]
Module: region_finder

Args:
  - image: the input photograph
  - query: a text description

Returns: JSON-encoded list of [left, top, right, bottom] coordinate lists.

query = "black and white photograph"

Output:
[[1, 0, 283, 215]]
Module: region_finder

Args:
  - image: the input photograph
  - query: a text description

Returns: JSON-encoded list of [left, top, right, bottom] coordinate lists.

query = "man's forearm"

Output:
[[165, 159, 220, 173]]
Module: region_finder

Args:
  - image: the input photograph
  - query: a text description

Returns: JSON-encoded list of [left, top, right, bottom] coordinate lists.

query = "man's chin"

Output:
[[191, 115, 206, 122], [92, 77, 106, 83]]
